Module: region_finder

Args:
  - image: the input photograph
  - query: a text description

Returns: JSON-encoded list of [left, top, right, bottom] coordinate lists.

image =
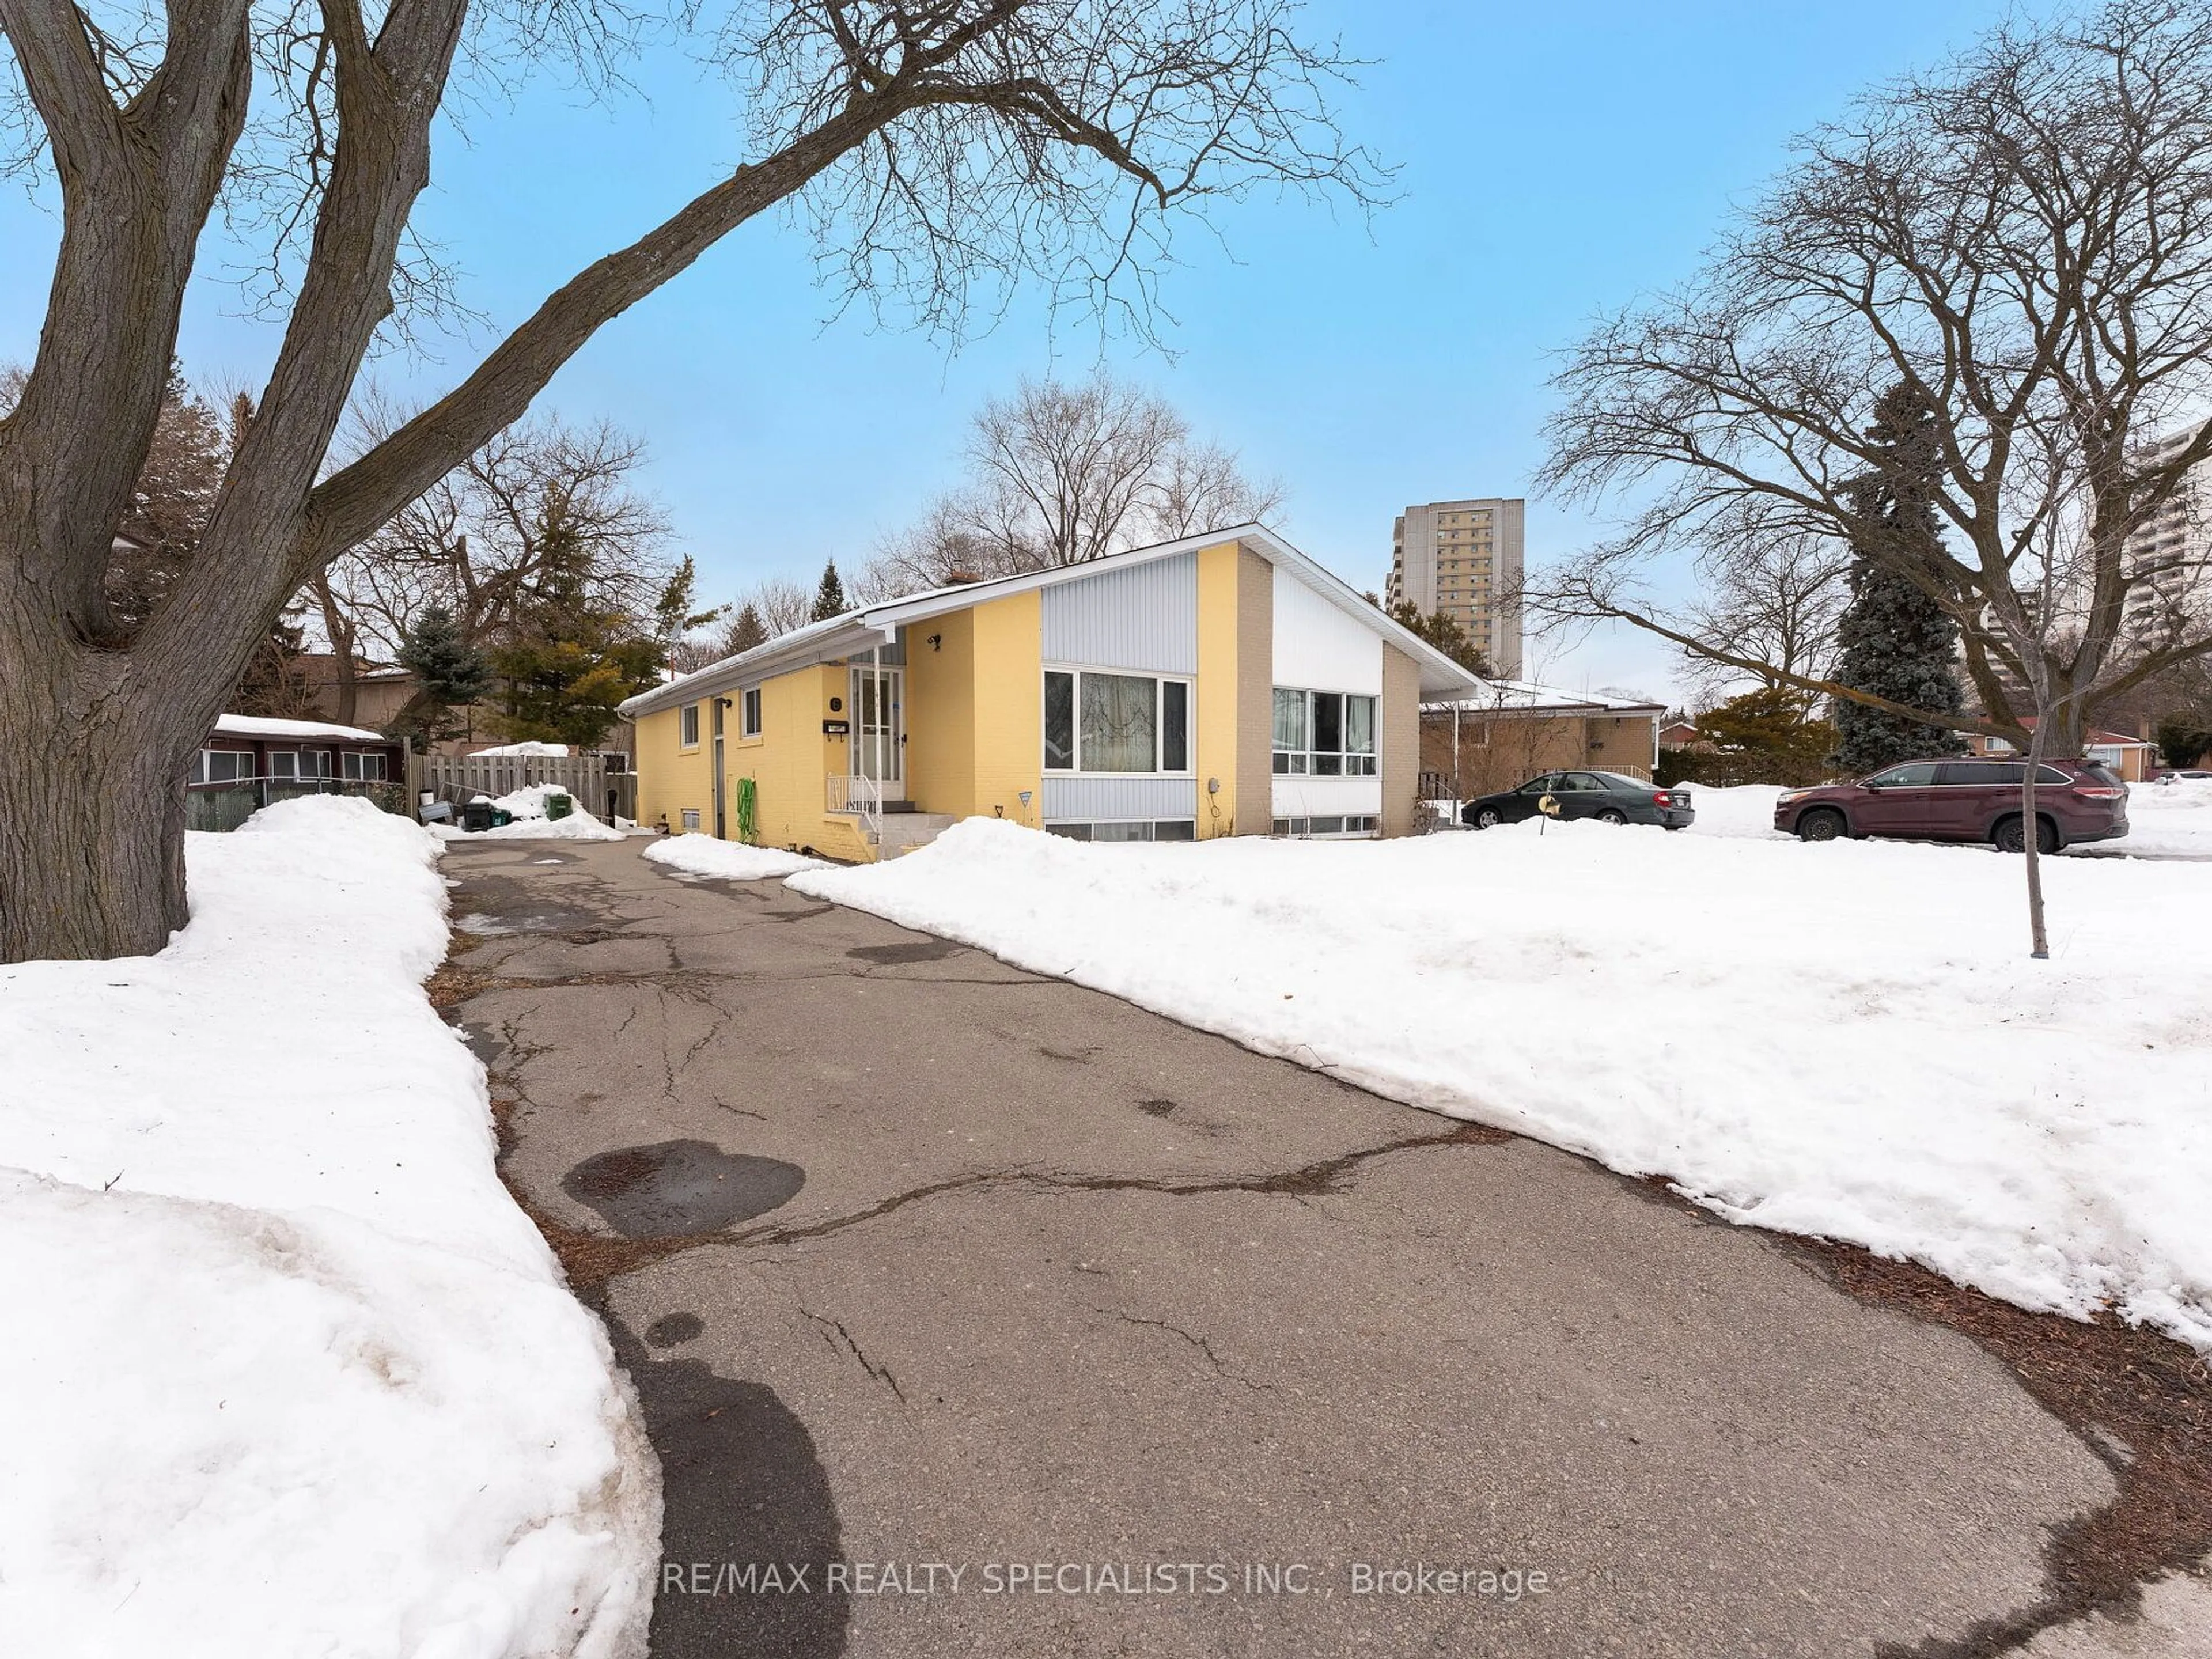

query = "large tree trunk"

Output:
[[0, 649, 201, 961]]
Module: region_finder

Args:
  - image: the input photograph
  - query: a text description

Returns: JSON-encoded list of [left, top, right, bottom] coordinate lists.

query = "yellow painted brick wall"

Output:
[[634, 703, 714, 832], [731, 664, 870, 862], [1195, 541, 1242, 839], [904, 610, 976, 816], [969, 592, 1043, 831]]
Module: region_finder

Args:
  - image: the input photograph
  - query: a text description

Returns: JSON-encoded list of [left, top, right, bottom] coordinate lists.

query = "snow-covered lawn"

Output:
[[0, 798, 657, 1658], [642, 833, 824, 881], [791, 817, 2212, 1353]]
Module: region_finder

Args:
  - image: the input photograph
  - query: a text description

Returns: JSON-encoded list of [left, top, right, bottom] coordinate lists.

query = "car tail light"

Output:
[[2071, 785, 2125, 800], [1652, 793, 1672, 806]]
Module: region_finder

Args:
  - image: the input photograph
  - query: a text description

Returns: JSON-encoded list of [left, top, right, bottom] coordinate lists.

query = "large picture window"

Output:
[[1043, 669, 1194, 775], [1272, 689, 1379, 775]]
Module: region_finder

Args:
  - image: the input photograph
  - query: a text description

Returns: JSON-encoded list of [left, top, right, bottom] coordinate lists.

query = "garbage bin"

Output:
[[490, 808, 514, 828], [461, 800, 494, 833], [544, 790, 573, 821]]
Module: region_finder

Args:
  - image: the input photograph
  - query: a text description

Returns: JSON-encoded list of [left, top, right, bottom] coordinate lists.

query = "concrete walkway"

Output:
[[443, 836, 2131, 1659]]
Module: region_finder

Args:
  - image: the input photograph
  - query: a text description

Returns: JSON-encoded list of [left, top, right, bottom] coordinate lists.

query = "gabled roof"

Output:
[[1425, 679, 1668, 718], [619, 526, 1485, 718]]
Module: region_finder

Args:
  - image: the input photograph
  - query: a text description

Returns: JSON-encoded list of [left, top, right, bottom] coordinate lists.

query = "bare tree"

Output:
[[874, 372, 1282, 591], [1533, 0, 2212, 954], [1672, 531, 1851, 710], [0, 0, 1380, 961], [326, 404, 675, 654]]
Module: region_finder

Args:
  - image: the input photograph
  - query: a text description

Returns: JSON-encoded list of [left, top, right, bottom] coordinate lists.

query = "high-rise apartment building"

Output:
[[1386, 498, 1524, 677], [2124, 429, 2212, 639]]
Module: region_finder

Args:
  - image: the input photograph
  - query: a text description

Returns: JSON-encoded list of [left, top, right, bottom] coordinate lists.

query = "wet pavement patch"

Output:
[[602, 1309, 850, 1659], [846, 938, 959, 964], [646, 1311, 706, 1348], [457, 1023, 506, 1066], [444, 872, 603, 934], [1138, 1098, 1177, 1118], [563, 1139, 807, 1237]]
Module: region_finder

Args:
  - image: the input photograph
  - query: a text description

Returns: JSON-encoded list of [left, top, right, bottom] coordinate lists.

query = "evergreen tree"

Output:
[[811, 558, 849, 622], [232, 615, 322, 718], [488, 495, 662, 747], [1832, 384, 1967, 773], [1695, 687, 1837, 786], [723, 603, 768, 656], [393, 603, 493, 748], [1385, 599, 1494, 678]]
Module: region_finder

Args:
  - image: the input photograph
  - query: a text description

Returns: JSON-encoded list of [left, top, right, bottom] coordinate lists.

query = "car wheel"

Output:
[[1596, 808, 1627, 825], [1473, 806, 1503, 830], [1993, 815, 2060, 855], [1796, 808, 1847, 843]]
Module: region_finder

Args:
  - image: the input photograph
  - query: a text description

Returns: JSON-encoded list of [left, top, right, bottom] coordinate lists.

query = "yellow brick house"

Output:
[[618, 527, 1481, 860]]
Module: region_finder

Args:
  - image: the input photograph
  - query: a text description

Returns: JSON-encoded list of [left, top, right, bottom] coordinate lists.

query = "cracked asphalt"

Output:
[[442, 836, 2137, 1659]]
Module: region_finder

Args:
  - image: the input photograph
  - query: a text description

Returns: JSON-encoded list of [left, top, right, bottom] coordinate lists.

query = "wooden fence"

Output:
[[410, 751, 635, 824]]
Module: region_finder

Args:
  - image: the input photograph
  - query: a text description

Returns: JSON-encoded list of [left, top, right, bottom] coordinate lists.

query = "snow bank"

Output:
[[472, 741, 571, 757], [643, 834, 824, 881], [431, 782, 629, 844], [0, 796, 658, 1658], [791, 817, 2212, 1351], [2125, 777, 2212, 857]]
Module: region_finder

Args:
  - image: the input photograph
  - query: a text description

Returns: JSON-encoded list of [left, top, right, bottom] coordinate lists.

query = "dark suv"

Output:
[[1772, 759, 2128, 853]]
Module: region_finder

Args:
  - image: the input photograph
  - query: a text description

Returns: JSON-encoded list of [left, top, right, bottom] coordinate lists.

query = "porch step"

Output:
[[880, 800, 921, 814], [874, 812, 959, 857]]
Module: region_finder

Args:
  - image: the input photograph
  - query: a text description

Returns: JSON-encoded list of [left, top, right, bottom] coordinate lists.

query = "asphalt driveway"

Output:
[[440, 836, 2133, 1659]]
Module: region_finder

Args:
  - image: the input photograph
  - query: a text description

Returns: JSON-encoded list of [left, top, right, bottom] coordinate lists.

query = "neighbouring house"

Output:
[[188, 714, 406, 832], [1965, 724, 2161, 783], [618, 527, 1482, 859], [1659, 719, 1710, 752], [1419, 682, 1668, 801]]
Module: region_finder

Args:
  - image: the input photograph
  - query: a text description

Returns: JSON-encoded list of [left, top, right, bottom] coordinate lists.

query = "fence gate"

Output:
[[410, 752, 635, 825]]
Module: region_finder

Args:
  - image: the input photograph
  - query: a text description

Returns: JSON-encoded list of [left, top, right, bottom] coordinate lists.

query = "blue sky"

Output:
[[0, 0, 2017, 700]]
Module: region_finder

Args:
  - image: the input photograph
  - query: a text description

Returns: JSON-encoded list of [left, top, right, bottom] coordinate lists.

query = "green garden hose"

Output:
[[735, 776, 759, 844]]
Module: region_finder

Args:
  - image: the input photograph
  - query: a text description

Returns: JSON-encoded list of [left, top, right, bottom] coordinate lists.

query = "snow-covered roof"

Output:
[[470, 741, 571, 757], [1425, 679, 1668, 718], [619, 525, 1486, 717], [213, 713, 388, 744]]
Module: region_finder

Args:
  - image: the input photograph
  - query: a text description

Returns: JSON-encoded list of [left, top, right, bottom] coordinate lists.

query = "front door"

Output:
[[711, 699, 727, 838], [851, 664, 904, 795]]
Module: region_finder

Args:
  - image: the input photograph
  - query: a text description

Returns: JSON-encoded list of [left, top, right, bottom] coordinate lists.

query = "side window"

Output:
[[1043, 671, 1075, 771], [1518, 775, 1555, 795], [679, 703, 700, 748], [1563, 772, 1608, 792], [1869, 762, 1940, 787], [741, 687, 763, 738]]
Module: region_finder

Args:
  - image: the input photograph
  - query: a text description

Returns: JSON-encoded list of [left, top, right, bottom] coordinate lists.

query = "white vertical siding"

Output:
[[1043, 777, 1199, 821], [1272, 573, 1383, 694], [1041, 553, 1199, 673]]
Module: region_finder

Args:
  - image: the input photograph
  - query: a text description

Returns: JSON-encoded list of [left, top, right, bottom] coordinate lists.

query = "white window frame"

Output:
[[679, 703, 700, 748], [1272, 688, 1380, 777], [1040, 665, 1196, 778], [741, 685, 763, 738], [194, 749, 256, 785], [342, 751, 387, 781]]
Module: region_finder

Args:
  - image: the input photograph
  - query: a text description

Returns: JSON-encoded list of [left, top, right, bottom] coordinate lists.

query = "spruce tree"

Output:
[[811, 558, 849, 622], [1833, 384, 1967, 774], [488, 499, 661, 747], [393, 603, 493, 748], [724, 603, 768, 656]]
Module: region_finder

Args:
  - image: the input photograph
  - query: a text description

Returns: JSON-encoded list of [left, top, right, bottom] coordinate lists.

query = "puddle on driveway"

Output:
[[563, 1139, 806, 1237], [846, 938, 959, 965]]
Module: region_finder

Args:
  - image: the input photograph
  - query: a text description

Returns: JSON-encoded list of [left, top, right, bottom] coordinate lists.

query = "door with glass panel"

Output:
[[850, 665, 904, 794]]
